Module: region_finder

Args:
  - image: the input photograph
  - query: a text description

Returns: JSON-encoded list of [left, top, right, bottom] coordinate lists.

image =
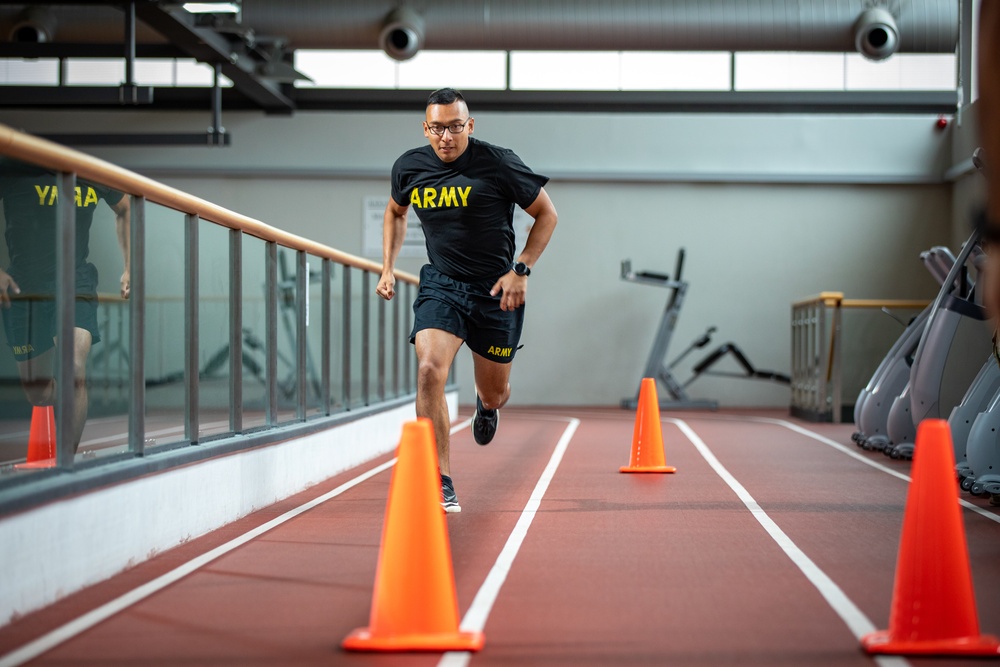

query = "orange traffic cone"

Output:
[[620, 378, 676, 473], [861, 419, 1000, 656], [342, 418, 484, 652], [15, 405, 56, 469]]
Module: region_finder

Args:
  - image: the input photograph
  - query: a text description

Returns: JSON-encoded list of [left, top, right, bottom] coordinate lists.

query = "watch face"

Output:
[[514, 262, 530, 276]]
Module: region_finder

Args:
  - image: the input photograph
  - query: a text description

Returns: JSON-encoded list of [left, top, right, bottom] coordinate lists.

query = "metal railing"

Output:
[[0, 123, 422, 508], [791, 292, 930, 423]]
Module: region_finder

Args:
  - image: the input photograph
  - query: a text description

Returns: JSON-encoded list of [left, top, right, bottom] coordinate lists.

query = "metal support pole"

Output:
[[211, 63, 224, 145], [122, 0, 137, 104]]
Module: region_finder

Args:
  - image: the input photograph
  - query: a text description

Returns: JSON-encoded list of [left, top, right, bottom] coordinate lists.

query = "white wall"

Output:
[[0, 109, 955, 407]]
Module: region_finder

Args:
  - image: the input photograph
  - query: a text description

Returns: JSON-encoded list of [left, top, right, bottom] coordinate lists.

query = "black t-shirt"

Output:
[[0, 160, 124, 290], [391, 136, 549, 282]]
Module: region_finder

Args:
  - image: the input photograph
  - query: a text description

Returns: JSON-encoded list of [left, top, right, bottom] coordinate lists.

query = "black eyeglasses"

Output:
[[426, 120, 469, 136]]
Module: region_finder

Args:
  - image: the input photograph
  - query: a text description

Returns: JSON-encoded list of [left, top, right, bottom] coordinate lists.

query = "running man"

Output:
[[377, 88, 558, 512], [977, 1, 1000, 506], [0, 159, 130, 454]]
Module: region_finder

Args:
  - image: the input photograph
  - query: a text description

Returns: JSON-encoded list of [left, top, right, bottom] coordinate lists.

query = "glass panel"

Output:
[[197, 220, 231, 440], [143, 202, 186, 451], [620, 52, 731, 90], [294, 50, 396, 89], [276, 246, 298, 424], [0, 160, 55, 471], [348, 266, 366, 409], [510, 51, 621, 90], [734, 52, 845, 91], [241, 234, 267, 430], [398, 50, 507, 90], [81, 186, 132, 461], [305, 254, 324, 418], [0, 58, 59, 85], [64, 58, 125, 86]]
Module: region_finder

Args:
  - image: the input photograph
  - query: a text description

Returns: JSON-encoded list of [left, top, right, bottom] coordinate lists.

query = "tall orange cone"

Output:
[[342, 418, 484, 652], [15, 405, 56, 470], [620, 378, 676, 473], [861, 419, 1000, 656]]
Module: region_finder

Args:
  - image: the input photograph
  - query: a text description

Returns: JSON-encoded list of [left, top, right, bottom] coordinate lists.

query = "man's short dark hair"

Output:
[[427, 87, 466, 108]]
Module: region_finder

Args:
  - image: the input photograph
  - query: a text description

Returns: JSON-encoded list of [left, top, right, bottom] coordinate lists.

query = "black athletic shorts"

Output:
[[410, 264, 524, 364], [1, 264, 101, 362]]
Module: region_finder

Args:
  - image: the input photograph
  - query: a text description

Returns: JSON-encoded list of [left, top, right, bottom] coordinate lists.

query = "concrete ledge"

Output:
[[0, 392, 457, 626]]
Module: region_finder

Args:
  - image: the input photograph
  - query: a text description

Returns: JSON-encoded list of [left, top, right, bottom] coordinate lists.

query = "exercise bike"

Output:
[[620, 248, 790, 410]]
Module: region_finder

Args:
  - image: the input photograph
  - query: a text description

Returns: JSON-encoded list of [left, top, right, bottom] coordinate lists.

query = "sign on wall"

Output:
[[363, 196, 534, 260]]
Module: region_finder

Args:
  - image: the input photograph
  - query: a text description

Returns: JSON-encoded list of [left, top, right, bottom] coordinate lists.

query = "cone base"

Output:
[[620, 465, 676, 474], [14, 459, 56, 470], [861, 630, 1000, 657], [342, 627, 485, 652]]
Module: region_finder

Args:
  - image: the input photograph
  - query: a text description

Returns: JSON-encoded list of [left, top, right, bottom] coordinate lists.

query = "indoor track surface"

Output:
[[1, 407, 999, 667]]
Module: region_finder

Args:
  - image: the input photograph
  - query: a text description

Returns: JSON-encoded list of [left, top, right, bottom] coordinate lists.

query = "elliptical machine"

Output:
[[852, 247, 955, 450], [620, 248, 790, 410]]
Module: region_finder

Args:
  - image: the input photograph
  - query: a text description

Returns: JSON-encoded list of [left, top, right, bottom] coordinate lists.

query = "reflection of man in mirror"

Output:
[[0, 160, 130, 453]]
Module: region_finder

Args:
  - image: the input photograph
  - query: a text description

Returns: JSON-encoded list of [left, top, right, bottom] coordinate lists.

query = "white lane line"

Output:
[[0, 419, 472, 667], [755, 418, 1000, 526], [667, 418, 910, 667], [438, 418, 580, 667]]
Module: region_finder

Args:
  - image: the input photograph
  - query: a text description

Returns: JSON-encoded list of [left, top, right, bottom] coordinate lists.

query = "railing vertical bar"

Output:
[[296, 250, 307, 421], [184, 213, 199, 444], [265, 242, 278, 426], [229, 229, 243, 434], [55, 171, 76, 468], [129, 195, 145, 456], [321, 259, 331, 416], [361, 271, 371, 406], [342, 267, 352, 410], [377, 293, 386, 402]]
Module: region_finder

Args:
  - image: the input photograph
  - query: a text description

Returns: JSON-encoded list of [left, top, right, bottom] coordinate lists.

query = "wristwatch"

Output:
[[512, 261, 531, 277]]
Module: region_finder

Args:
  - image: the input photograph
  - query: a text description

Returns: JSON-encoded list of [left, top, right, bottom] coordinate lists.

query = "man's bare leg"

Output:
[[16, 327, 92, 453], [472, 351, 513, 411], [70, 328, 93, 450], [414, 328, 463, 476]]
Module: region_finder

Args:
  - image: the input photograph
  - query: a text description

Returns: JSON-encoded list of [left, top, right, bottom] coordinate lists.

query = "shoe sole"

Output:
[[441, 503, 462, 513]]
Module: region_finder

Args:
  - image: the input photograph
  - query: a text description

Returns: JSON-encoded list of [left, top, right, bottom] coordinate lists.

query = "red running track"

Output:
[[1, 408, 999, 667]]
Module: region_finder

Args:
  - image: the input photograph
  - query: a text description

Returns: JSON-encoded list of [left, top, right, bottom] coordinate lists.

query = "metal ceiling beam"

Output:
[[0, 85, 154, 105], [0, 43, 181, 58], [130, 1, 294, 113], [0, 88, 956, 115]]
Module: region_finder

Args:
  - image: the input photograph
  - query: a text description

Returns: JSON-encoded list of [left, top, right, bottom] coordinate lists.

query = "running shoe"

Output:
[[473, 395, 499, 446], [441, 474, 461, 513]]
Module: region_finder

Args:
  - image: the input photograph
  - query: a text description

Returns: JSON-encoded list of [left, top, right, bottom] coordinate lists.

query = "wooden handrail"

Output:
[[792, 293, 931, 310], [840, 298, 931, 309], [0, 123, 418, 285], [792, 292, 844, 308]]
